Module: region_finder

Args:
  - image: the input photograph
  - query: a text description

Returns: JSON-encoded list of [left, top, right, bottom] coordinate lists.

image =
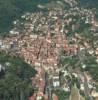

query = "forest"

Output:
[[0, 52, 37, 100], [79, 0, 98, 9]]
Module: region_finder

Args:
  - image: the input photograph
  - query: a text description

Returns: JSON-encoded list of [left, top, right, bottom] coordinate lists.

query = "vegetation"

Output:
[[78, 0, 98, 17], [44, 0, 70, 10], [0, 52, 37, 100], [53, 90, 69, 100], [78, 0, 98, 8], [0, 0, 49, 33]]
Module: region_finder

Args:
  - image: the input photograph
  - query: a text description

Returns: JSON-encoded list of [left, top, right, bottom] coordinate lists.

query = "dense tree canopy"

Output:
[[79, 0, 98, 8], [0, 52, 37, 100]]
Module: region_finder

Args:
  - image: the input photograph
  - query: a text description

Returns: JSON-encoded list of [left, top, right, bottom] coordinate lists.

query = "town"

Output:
[[0, 0, 98, 100]]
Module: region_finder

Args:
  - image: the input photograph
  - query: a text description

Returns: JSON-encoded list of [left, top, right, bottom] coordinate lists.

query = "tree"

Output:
[[0, 52, 37, 100], [53, 90, 69, 100]]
